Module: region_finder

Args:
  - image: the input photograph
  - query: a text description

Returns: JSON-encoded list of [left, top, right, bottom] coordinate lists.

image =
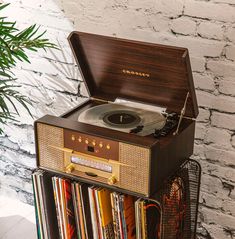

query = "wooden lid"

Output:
[[68, 31, 198, 118]]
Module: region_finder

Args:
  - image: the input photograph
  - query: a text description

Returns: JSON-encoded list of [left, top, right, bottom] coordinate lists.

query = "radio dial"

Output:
[[108, 175, 117, 185]]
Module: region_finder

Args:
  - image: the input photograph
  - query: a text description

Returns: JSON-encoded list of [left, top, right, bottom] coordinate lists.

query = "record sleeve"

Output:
[[88, 186, 99, 239], [97, 188, 114, 239], [62, 179, 77, 239]]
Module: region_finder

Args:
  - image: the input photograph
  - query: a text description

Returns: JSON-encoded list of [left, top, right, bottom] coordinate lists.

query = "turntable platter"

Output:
[[103, 110, 141, 128], [78, 103, 166, 136]]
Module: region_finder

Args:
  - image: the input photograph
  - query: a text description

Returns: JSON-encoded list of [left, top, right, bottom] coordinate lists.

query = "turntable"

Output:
[[78, 102, 166, 136], [34, 32, 198, 197]]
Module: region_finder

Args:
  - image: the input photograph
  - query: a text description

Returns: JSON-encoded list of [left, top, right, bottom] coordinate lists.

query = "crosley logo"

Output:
[[122, 69, 150, 78]]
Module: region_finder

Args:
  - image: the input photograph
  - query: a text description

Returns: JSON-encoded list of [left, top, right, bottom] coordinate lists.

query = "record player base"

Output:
[[32, 160, 201, 239]]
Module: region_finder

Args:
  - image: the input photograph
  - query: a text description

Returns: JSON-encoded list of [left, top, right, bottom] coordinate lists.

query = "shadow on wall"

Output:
[[11, 40, 86, 124]]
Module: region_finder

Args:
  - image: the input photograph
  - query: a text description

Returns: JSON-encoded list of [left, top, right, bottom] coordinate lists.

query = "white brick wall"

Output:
[[0, 0, 234, 238]]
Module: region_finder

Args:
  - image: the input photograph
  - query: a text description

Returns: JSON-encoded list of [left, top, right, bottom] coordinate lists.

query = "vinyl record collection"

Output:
[[32, 172, 163, 239], [32, 159, 201, 239]]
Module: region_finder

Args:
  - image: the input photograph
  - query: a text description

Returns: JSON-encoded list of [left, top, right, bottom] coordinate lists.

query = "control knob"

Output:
[[65, 163, 75, 173], [108, 175, 117, 185]]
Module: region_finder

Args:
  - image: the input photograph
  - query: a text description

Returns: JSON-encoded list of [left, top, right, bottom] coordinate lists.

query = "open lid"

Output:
[[68, 31, 198, 118]]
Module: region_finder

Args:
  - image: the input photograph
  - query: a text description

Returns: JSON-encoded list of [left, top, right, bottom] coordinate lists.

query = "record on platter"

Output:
[[78, 103, 166, 136]]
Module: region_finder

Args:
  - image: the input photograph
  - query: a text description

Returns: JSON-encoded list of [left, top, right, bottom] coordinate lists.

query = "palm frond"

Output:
[[0, 3, 58, 134]]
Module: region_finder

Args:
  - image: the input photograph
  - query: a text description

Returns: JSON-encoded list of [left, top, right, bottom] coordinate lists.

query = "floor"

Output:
[[0, 196, 37, 239]]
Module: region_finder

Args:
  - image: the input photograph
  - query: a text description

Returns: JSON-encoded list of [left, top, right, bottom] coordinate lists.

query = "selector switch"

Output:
[[78, 137, 82, 142], [92, 141, 96, 146], [71, 135, 75, 141], [85, 139, 89, 144], [99, 142, 103, 148], [106, 144, 111, 150]]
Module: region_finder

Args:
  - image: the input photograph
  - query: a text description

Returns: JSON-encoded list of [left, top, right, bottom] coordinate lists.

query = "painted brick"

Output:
[[193, 144, 206, 159], [200, 192, 222, 209], [225, 45, 235, 61], [200, 173, 229, 198], [226, 27, 235, 42], [171, 17, 197, 35], [164, 35, 224, 58], [232, 135, 235, 148], [197, 21, 224, 40], [222, 200, 235, 217], [201, 223, 234, 239], [204, 127, 232, 150], [195, 122, 207, 140], [201, 207, 235, 229], [212, 0, 235, 4], [19, 57, 77, 77], [200, 160, 235, 183], [197, 90, 235, 113], [193, 73, 215, 91], [219, 78, 235, 96], [207, 60, 235, 78], [191, 56, 206, 73], [154, 0, 184, 17], [197, 108, 210, 123], [3, 125, 35, 155], [185, 0, 235, 22], [204, 145, 235, 167], [211, 111, 235, 130], [0, 147, 36, 169]]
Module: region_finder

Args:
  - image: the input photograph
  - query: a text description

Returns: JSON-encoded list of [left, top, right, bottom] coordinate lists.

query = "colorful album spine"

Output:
[[52, 177, 65, 239], [74, 184, 86, 239], [62, 179, 77, 239], [97, 188, 114, 239], [123, 195, 136, 239], [119, 195, 127, 238], [71, 183, 81, 239], [116, 193, 124, 239], [115, 193, 122, 239], [37, 172, 49, 239], [94, 188, 104, 239], [141, 201, 147, 239], [79, 184, 92, 239], [88, 186, 99, 239], [32, 174, 42, 239], [135, 199, 142, 239], [110, 193, 118, 239]]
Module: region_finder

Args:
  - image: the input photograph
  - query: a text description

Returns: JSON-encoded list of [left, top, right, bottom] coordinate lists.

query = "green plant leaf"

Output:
[[0, 3, 58, 134], [0, 3, 10, 11]]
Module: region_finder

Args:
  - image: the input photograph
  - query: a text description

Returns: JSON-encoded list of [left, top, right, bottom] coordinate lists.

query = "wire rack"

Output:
[[155, 159, 201, 239]]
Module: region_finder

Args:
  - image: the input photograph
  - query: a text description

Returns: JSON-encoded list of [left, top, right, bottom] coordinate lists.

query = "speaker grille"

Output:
[[37, 123, 64, 171], [119, 143, 150, 196]]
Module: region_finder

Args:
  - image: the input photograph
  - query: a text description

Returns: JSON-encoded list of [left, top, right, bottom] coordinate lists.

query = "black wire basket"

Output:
[[154, 159, 201, 239]]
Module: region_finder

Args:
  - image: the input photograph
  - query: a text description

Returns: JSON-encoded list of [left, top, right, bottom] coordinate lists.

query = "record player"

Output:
[[34, 32, 198, 197]]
